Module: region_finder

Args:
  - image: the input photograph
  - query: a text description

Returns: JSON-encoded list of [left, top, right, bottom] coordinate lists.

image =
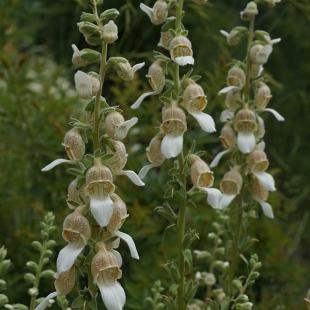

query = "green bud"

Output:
[[0, 294, 9, 307], [208, 232, 217, 239], [80, 12, 96, 22], [248, 271, 260, 281], [100, 9, 120, 22], [41, 269, 55, 278], [28, 288, 38, 297], [32, 241, 43, 251], [0, 259, 11, 272], [42, 258, 49, 265], [24, 273, 36, 284], [0, 247, 7, 260], [44, 250, 53, 258], [85, 35, 102, 46], [235, 302, 253, 310], [77, 22, 101, 36], [169, 264, 180, 283], [46, 240, 56, 248], [26, 261, 38, 272], [232, 279, 243, 291], [0, 279, 7, 291], [235, 294, 249, 303], [10, 304, 28, 310]]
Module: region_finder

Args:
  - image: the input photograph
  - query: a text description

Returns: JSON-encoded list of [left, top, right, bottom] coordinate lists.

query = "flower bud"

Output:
[[227, 66, 246, 88], [107, 194, 128, 232], [169, 35, 194, 66], [220, 167, 243, 195], [240, 2, 258, 21], [225, 90, 242, 111], [252, 177, 268, 204], [158, 31, 173, 50], [84, 34, 102, 46], [146, 60, 165, 92], [62, 128, 85, 162], [105, 141, 128, 173], [54, 267, 76, 296], [255, 82, 272, 108], [71, 45, 101, 67], [102, 20, 118, 44], [99, 8, 120, 22], [234, 106, 257, 134], [74, 70, 99, 99], [219, 122, 236, 149], [192, 0, 208, 4], [146, 133, 165, 167], [0, 294, 8, 307], [189, 155, 214, 188], [140, 0, 168, 25], [77, 22, 101, 36], [67, 178, 88, 209], [247, 147, 269, 172], [203, 273, 216, 286], [220, 27, 248, 46], [182, 80, 207, 112], [80, 12, 96, 22]]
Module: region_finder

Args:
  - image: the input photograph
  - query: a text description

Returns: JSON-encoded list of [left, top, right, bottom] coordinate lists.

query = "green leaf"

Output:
[[182, 249, 193, 274]]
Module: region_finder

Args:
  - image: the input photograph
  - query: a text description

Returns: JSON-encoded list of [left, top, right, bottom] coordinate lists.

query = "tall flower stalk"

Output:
[[35, 1, 145, 310]]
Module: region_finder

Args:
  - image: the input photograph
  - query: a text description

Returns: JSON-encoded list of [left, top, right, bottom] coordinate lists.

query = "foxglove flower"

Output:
[[42, 128, 85, 171], [182, 79, 216, 132], [140, 0, 168, 25], [71, 44, 101, 67], [105, 141, 145, 186], [67, 177, 88, 209], [56, 207, 91, 273], [107, 193, 139, 259], [218, 65, 246, 94], [102, 20, 118, 44], [91, 242, 125, 310], [220, 27, 248, 46], [74, 70, 100, 99], [169, 35, 194, 66], [105, 111, 138, 141], [84, 158, 115, 227], [252, 177, 274, 218], [34, 266, 76, 310], [220, 90, 242, 122], [160, 102, 187, 158], [234, 105, 257, 153], [139, 133, 165, 179], [131, 60, 165, 109], [109, 57, 145, 81]]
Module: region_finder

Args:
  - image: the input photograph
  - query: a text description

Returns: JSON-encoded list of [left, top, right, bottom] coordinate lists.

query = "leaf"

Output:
[[182, 249, 193, 274]]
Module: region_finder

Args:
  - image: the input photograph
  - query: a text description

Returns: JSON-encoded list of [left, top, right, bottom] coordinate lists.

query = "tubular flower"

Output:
[[182, 79, 215, 132], [71, 44, 101, 67], [110, 58, 145, 82], [105, 141, 145, 186], [158, 30, 173, 50], [218, 66, 246, 94], [160, 102, 187, 159], [246, 146, 275, 191], [220, 90, 242, 122], [34, 266, 76, 310], [234, 105, 258, 154], [252, 177, 274, 218], [254, 115, 265, 140], [139, 132, 165, 179], [140, 0, 168, 25], [105, 111, 138, 141], [57, 206, 91, 273], [74, 70, 100, 99], [67, 177, 88, 209], [131, 60, 165, 109], [42, 128, 85, 171], [210, 121, 236, 167], [220, 27, 248, 46], [169, 35, 194, 66], [107, 194, 139, 260], [84, 158, 115, 227], [91, 242, 125, 310], [254, 82, 284, 121]]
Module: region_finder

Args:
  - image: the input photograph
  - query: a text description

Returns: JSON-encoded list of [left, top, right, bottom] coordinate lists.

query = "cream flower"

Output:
[[169, 35, 194, 66], [140, 0, 168, 25]]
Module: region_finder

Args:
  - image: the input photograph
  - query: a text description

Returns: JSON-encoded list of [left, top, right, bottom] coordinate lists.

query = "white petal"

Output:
[[174, 56, 194, 66], [120, 170, 145, 186], [259, 201, 274, 218], [256, 45, 272, 65], [237, 131, 256, 154], [114, 117, 138, 140], [132, 62, 145, 75], [218, 85, 239, 95], [220, 30, 229, 38], [97, 278, 126, 310], [220, 109, 234, 122], [161, 134, 183, 159], [189, 110, 216, 132], [140, 3, 154, 20], [71, 44, 79, 53], [219, 194, 236, 210], [131, 90, 158, 109], [114, 231, 139, 260], [203, 188, 223, 209], [56, 240, 84, 273], [42, 158, 75, 171], [110, 249, 123, 267], [34, 292, 59, 310], [90, 195, 114, 227], [271, 38, 281, 44], [263, 108, 285, 121], [138, 164, 154, 179], [257, 141, 266, 150], [253, 171, 276, 191], [210, 149, 230, 168], [74, 71, 92, 99]]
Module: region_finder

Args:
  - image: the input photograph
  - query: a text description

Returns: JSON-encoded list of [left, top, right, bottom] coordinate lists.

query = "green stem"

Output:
[[177, 152, 186, 310]]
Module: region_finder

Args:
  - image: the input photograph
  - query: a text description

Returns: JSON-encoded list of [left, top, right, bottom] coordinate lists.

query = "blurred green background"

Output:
[[0, 0, 309, 309]]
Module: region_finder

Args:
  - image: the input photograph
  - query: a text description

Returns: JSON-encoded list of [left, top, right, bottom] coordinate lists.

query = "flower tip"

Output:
[[174, 56, 194, 66], [220, 30, 229, 37]]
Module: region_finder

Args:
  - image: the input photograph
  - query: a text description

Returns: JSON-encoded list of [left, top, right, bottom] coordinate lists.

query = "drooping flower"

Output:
[[84, 158, 115, 227], [139, 132, 165, 179], [234, 105, 258, 153], [220, 27, 248, 46], [182, 79, 216, 132], [160, 102, 187, 158], [220, 90, 242, 122], [91, 242, 125, 310], [56, 206, 91, 273], [42, 128, 85, 171], [74, 70, 100, 99], [34, 266, 76, 310], [67, 177, 88, 209], [105, 111, 138, 141], [218, 65, 246, 95], [131, 60, 165, 109], [140, 0, 168, 25], [105, 141, 145, 186], [102, 20, 118, 44], [169, 35, 194, 66]]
